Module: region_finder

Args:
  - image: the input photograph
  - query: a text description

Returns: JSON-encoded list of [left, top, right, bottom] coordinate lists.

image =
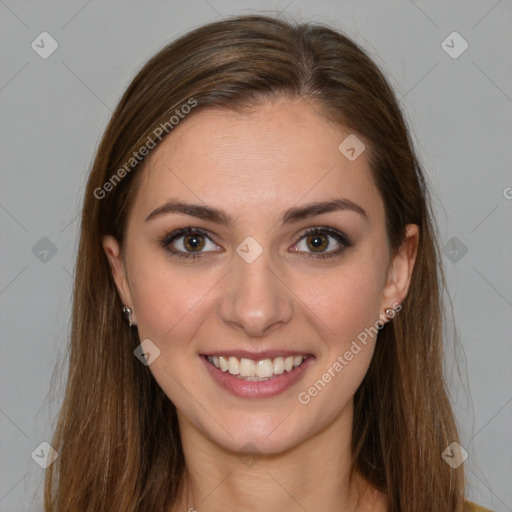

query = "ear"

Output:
[[102, 235, 136, 321], [380, 224, 419, 310]]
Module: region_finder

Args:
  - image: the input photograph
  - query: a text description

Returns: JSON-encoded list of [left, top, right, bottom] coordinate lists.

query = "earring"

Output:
[[122, 305, 134, 327], [384, 304, 401, 321]]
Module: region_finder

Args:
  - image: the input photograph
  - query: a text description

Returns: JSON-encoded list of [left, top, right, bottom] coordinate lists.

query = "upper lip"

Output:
[[201, 350, 313, 360]]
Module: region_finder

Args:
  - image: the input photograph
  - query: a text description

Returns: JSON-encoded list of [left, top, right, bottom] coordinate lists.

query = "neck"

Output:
[[171, 403, 386, 512]]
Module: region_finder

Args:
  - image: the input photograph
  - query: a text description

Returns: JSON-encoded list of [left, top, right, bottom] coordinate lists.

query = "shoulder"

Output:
[[464, 500, 495, 512]]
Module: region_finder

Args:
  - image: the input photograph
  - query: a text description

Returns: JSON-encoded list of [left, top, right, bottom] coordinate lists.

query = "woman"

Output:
[[44, 14, 492, 512]]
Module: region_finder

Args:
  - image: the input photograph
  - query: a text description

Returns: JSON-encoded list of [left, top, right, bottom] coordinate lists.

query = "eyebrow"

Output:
[[145, 198, 369, 226]]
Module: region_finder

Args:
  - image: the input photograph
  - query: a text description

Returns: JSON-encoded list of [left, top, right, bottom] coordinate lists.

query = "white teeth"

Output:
[[273, 357, 285, 374], [293, 356, 303, 367], [255, 359, 274, 378], [219, 356, 229, 372], [207, 354, 308, 378], [240, 358, 256, 377], [228, 356, 240, 375]]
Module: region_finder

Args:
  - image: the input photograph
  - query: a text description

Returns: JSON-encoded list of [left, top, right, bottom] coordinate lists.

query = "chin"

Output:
[[197, 407, 314, 456]]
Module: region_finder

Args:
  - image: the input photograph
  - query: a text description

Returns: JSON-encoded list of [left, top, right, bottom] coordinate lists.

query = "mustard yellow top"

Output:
[[465, 501, 494, 512]]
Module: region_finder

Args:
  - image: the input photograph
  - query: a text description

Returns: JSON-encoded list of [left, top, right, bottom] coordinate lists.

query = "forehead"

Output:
[[132, 97, 384, 225]]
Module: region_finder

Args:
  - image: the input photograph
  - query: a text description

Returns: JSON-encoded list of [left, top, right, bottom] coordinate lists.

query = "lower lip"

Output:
[[201, 355, 315, 399]]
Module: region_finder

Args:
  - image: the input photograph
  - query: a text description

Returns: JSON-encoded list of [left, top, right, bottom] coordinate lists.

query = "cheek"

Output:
[[125, 248, 202, 342], [306, 260, 385, 345], [294, 268, 383, 417]]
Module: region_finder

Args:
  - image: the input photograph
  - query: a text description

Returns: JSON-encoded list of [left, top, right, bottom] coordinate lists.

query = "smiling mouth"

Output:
[[205, 354, 311, 381]]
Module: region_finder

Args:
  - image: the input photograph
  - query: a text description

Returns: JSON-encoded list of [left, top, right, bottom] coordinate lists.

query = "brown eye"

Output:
[[292, 227, 352, 259], [305, 232, 329, 252], [161, 227, 221, 259], [182, 233, 206, 252]]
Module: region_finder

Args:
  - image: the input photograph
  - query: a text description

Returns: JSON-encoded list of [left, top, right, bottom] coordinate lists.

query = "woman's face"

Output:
[[104, 96, 417, 455]]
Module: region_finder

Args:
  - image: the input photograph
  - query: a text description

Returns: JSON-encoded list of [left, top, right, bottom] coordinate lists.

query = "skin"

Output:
[[103, 96, 419, 511]]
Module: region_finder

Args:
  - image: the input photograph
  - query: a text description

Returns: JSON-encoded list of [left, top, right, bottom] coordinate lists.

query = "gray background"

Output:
[[1, 0, 511, 510]]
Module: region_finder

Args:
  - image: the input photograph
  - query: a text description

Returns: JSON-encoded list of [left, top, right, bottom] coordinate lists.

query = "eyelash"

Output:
[[160, 226, 352, 261]]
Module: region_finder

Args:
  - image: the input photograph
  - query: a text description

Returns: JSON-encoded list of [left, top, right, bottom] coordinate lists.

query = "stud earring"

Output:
[[384, 304, 401, 321], [122, 305, 134, 327], [385, 308, 394, 318]]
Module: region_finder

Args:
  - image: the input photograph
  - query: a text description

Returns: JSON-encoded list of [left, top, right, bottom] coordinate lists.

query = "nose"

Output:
[[218, 248, 294, 338]]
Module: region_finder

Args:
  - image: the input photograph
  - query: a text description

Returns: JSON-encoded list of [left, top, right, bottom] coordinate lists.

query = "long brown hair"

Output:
[[44, 14, 465, 511]]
